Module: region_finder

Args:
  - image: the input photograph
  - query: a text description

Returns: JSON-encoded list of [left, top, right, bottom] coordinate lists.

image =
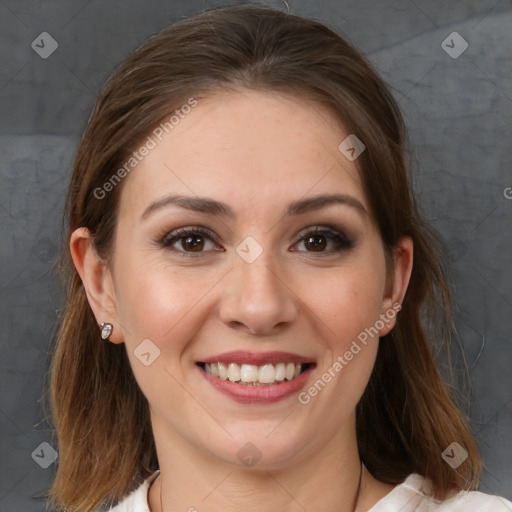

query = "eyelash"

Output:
[[157, 225, 354, 258]]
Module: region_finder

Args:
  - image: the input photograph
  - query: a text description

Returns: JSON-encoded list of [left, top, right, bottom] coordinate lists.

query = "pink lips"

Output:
[[198, 350, 316, 366], [197, 350, 316, 404], [199, 365, 314, 403]]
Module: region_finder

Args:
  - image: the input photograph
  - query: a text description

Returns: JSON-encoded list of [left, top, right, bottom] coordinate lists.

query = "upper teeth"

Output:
[[203, 362, 302, 384]]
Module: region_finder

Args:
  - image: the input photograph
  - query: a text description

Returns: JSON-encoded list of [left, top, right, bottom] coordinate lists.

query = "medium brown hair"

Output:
[[45, 4, 481, 511]]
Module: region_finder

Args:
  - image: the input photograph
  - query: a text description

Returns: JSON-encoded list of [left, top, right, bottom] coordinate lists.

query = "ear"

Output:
[[70, 227, 124, 344], [378, 236, 413, 336]]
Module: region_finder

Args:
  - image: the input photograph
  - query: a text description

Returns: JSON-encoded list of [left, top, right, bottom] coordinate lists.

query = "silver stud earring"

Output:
[[100, 322, 113, 340]]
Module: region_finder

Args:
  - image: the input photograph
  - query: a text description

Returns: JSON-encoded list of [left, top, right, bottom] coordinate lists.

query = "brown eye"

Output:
[[304, 234, 327, 252], [181, 234, 205, 252], [160, 226, 221, 256], [292, 227, 354, 254]]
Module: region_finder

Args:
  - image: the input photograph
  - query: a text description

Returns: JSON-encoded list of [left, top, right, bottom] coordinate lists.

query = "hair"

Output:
[[44, 3, 481, 511]]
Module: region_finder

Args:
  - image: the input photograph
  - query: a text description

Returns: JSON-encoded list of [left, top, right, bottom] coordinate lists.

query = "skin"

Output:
[[71, 89, 413, 512]]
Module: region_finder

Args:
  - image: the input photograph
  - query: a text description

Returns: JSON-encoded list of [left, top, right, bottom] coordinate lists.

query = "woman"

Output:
[[46, 4, 511, 512]]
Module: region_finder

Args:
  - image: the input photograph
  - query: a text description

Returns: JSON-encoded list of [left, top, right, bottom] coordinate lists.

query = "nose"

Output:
[[218, 248, 299, 336]]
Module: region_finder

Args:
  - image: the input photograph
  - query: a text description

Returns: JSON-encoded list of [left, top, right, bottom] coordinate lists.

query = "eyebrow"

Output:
[[140, 193, 367, 221]]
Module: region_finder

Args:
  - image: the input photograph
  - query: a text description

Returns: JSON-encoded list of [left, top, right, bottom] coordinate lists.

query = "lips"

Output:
[[196, 351, 316, 403], [198, 350, 316, 366]]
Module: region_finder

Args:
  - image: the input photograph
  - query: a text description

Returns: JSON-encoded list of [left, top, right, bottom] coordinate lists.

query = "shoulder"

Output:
[[102, 470, 160, 512], [370, 473, 512, 512], [435, 490, 512, 511]]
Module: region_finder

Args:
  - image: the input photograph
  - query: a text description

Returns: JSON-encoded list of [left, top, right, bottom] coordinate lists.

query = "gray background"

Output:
[[0, 0, 511, 510]]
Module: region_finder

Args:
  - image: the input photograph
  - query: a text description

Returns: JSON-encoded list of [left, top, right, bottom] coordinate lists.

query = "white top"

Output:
[[106, 470, 512, 511]]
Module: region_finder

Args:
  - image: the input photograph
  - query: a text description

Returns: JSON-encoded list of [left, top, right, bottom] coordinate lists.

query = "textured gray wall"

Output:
[[1, 1, 511, 510]]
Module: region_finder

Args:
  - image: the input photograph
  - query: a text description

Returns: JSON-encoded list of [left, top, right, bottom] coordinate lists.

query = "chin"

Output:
[[200, 421, 313, 471]]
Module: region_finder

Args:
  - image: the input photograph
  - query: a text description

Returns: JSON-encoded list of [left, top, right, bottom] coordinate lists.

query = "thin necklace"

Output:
[[158, 460, 364, 511], [352, 461, 364, 511]]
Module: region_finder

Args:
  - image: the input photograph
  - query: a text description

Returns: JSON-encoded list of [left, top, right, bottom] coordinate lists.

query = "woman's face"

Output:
[[85, 89, 411, 469]]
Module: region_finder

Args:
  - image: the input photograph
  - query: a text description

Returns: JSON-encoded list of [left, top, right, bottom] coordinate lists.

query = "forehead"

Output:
[[118, 89, 366, 221]]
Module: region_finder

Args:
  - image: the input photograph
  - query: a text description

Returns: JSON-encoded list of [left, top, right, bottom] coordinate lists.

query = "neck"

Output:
[[148, 415, 395, 512], [152, 465, 362, 512]]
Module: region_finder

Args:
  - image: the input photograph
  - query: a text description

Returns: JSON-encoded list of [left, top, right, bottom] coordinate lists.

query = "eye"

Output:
[[158, 225, 354, 258], [291, 226, 354, 254], [159, 226, 222, 256]]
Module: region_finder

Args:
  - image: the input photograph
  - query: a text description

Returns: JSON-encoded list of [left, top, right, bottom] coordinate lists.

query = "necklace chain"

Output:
[[158, 460, 364, 512]]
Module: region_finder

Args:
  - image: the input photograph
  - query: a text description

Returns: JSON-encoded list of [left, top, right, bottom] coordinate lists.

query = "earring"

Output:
[[99, 322, 113, 340]]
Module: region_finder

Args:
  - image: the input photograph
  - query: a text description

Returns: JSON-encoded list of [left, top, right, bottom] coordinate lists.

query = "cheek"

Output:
[[113, 255, 218, 352], [310, 265, 386, 344], [298, 273, 383, 417], [113, 260, 212, 399], [299, 249, 386, 396]]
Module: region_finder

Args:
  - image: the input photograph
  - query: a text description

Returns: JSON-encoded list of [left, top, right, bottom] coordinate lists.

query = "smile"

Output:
[[196, 351, 316, 403], [198, 361, 313, 386]]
